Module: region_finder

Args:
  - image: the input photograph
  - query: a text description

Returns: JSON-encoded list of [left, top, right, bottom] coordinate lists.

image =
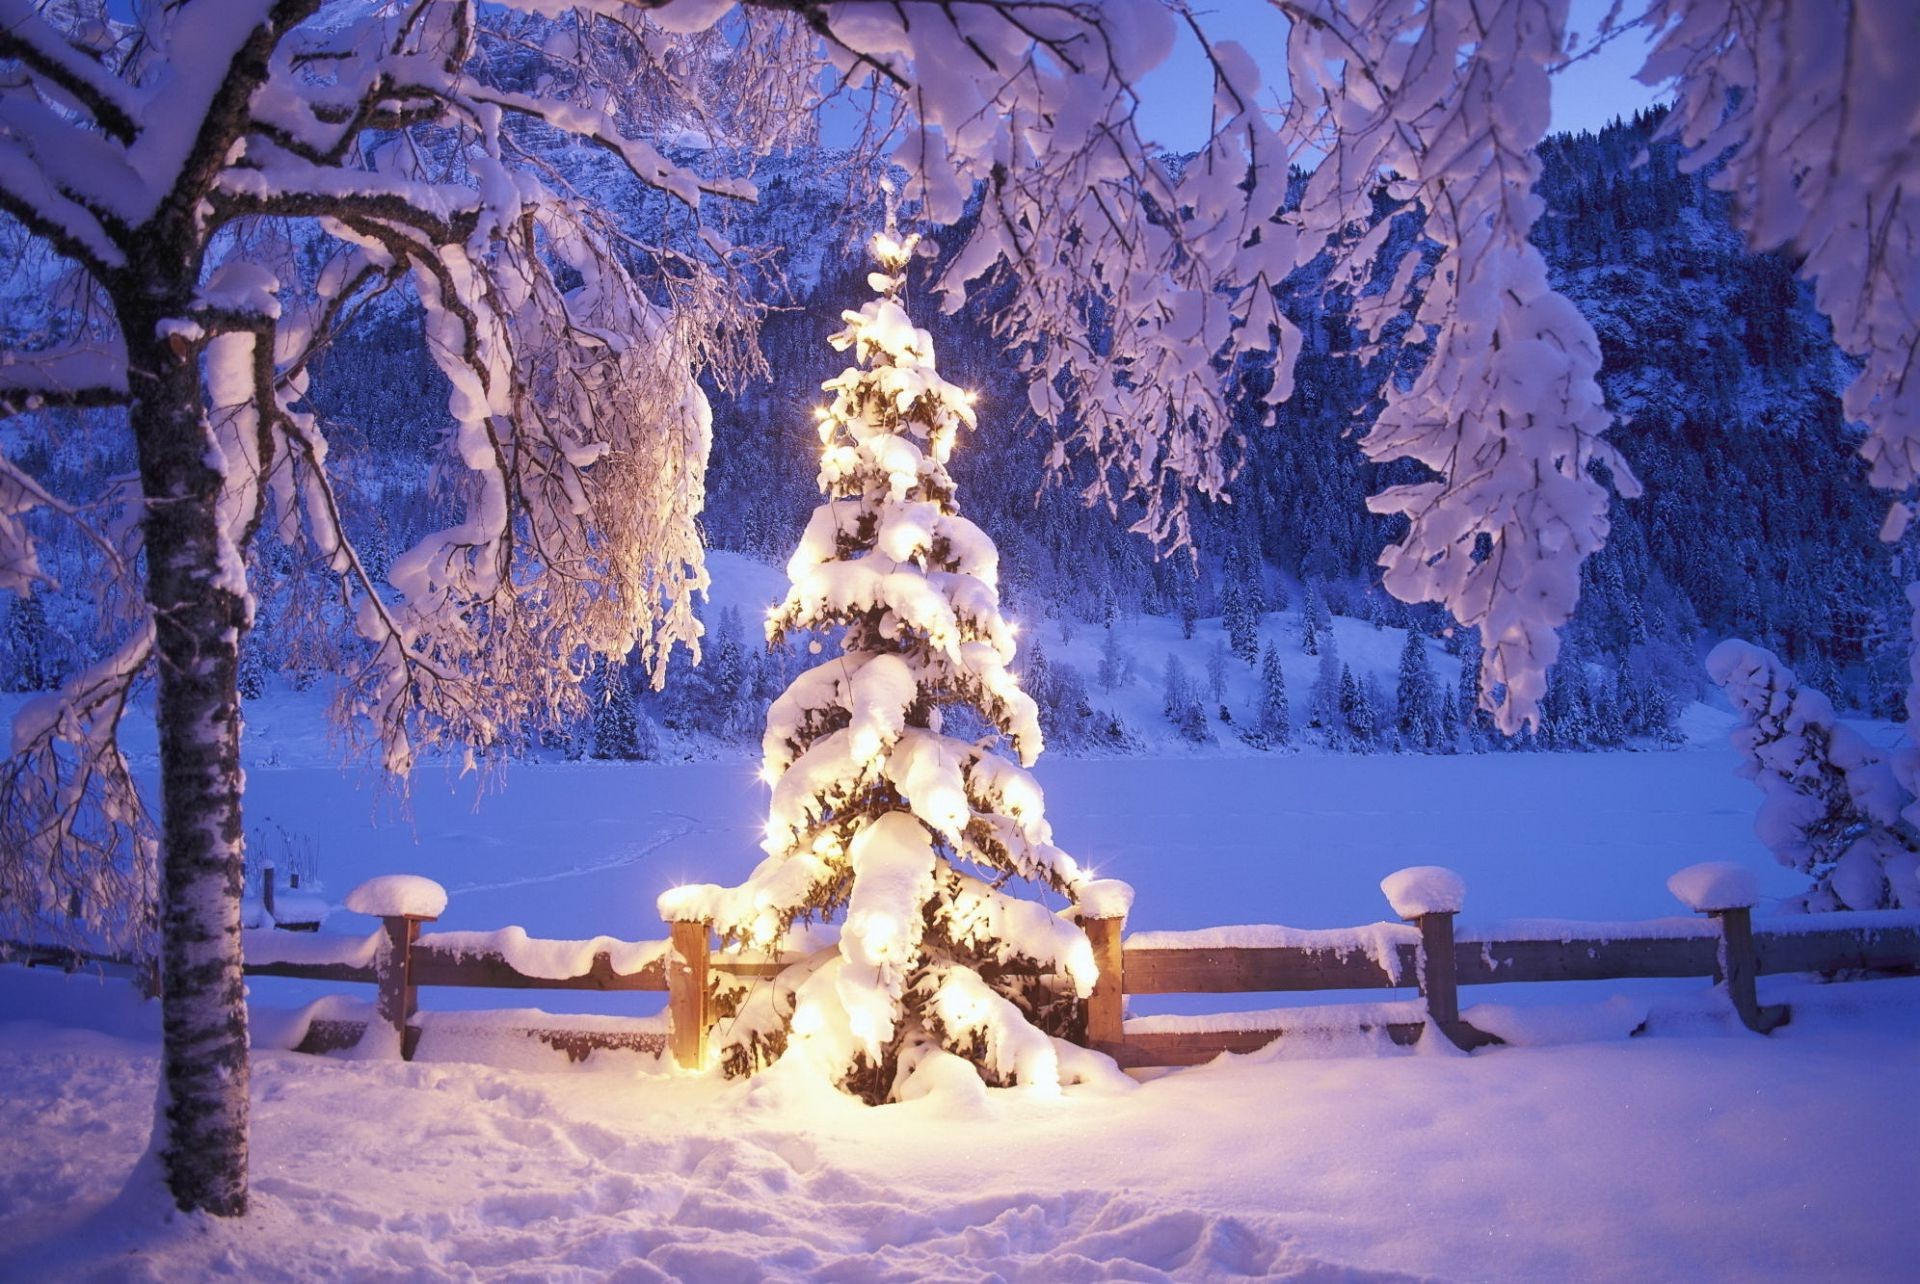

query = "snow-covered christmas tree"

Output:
[[661, 234, 1127, 1102]]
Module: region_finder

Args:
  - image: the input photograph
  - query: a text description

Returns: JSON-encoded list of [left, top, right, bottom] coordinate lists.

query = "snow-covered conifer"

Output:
[[1222, 554, 1261, 664], [1259, 643, 1291, 747], [1309, 643, 1343, 739], [3, 595, 53, 692], [1301, 581, 1329, 655], [592, 661, 642, 762], [1206, 642, 1231, 707], [236, 640, 266, 704], [1097, 628, 1129, 692], [661, 236, 1114, 1101], [1707, 640, 1920, 911], [1395, 631, 1438, 750], [1177, 572, 1199, 641]]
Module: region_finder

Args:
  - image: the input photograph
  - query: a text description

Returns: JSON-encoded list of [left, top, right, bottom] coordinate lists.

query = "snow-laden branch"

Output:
[[0, 338, 128, 418], [1271, 0, 1639, 733], [0, 0, 142, 142]]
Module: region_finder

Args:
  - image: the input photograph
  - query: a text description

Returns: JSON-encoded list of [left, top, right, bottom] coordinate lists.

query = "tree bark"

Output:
[[123, 300, 253, 1218]]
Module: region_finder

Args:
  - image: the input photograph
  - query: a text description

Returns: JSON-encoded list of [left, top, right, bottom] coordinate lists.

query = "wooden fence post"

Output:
[[668, 918, 711, 1070], [1710, 906, 1788, 1034], [1411, 911, 1500, 1051], [376, 913, 433, 1060], [262, 866, 276, 921], [1416, 911, 1461, 1029], [1082, 914, 1126, 1050]]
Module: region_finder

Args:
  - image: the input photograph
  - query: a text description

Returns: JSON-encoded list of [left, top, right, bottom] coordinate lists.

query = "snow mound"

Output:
[[1667, 862, 1758, 913], [1462, 996, 1650, 1046], [1077, 878, 1135, 920], [343, 875, 447, 919], [1380, 866, 1466, 918], [268, 893, 330, 926]]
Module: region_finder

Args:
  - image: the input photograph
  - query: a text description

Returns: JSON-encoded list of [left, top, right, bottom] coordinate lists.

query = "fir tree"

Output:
[[1097, 627, 1129, 692], [1457, 629, 1491, 752], [1309, 642, 1343, 739], [591, 659, 642, 761], [1259, 643, 1291, 746], [4, 594, 53, 692], [236, 639, 266, 702], [664, 236, 1112, 1102], [1222, 550, 1261, 664], [1350, 676, 1382, 752], [1394, 630, 1438, 750], [1301, 580, 1331, 655], [1176, 698, 1214, 744], [1206, 641, 1231, 707]]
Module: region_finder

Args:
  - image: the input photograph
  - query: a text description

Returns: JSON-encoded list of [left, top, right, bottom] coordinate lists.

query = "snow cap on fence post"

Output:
[[1666, 862, 1759, 914], [1074, 879, 1132, 1051], [344, 874, 447, 921], [658, 886, 714, 1072], [1380, 866, 1466, 921], [1075, 878, 1134, 922]]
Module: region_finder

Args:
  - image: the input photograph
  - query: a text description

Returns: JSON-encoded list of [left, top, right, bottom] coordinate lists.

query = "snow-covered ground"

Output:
[[3, 961, 1916, 1281], [3, 552, 1916, 1279], [5, 734, 1919, 1278]]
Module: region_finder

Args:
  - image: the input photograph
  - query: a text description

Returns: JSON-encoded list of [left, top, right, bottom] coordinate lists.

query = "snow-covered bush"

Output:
[[1707, 640, 1919, 911], [660, 237, 1118, 1102]]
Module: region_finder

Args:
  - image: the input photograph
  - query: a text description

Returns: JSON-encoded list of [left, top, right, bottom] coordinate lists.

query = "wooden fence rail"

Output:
[[1079, 900, 1920, 1068], [14, 866, 1919, 1075]]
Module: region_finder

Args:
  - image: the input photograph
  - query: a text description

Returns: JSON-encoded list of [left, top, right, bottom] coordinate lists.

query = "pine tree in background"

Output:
[[1097, 628, 1129, 692], [1259, 643, 1291, 747], [1222, 548, 1261, 664], [1457, 630, 1490, 752], [3, 595, 53, 692], [1177, 570, 1199, 641], [236, 640, 266, 703], [592, 659, 643, 761], [664, 235, 1117, 1102], [1395, 631, 1438, 750], [1301, 581, 1331, 655], [1708, 641, 1920, 911], [1309, 642, 1343, 740], [1206, 642, 1231, 709]]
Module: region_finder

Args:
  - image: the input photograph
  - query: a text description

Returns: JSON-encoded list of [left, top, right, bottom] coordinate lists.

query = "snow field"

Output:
[[2, 964, 1916, 1281]]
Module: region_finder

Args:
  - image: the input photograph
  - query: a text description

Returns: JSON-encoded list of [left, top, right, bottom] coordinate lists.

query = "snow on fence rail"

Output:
[[10, 867, 1918, 1074], [1076, 865, 1920, 1067]]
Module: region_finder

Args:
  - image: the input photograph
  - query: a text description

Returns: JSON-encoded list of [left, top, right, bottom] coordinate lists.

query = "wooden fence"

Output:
[[1081, 903, 1920, 1066], [16, 871, 1919, 1072]]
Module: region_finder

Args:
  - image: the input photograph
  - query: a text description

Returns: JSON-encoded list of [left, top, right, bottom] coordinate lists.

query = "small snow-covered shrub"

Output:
[[1707, 640, 1920, 911]]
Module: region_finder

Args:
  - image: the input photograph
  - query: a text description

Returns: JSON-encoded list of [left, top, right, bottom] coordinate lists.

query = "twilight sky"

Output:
[[1135, 0, 1670, 150]]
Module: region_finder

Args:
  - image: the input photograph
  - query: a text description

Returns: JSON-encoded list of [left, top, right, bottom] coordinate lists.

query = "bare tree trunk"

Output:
[[124, 305, 252, 1218]]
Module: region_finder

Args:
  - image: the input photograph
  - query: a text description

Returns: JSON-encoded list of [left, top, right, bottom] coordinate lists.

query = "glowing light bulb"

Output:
[[791, 1002, 824, 1037], [758, 763, 779, 786]]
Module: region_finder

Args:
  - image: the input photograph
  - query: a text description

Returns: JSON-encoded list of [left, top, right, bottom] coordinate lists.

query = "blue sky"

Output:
[[1135, 0, 1670, 149]]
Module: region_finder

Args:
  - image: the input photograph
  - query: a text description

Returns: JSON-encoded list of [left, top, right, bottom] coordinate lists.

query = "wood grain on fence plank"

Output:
[[1755, 924, 1920, 975], [409, 947, 669, 991], [1452, 935, 1720, 985], [1122, 944, 1420, 994]]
